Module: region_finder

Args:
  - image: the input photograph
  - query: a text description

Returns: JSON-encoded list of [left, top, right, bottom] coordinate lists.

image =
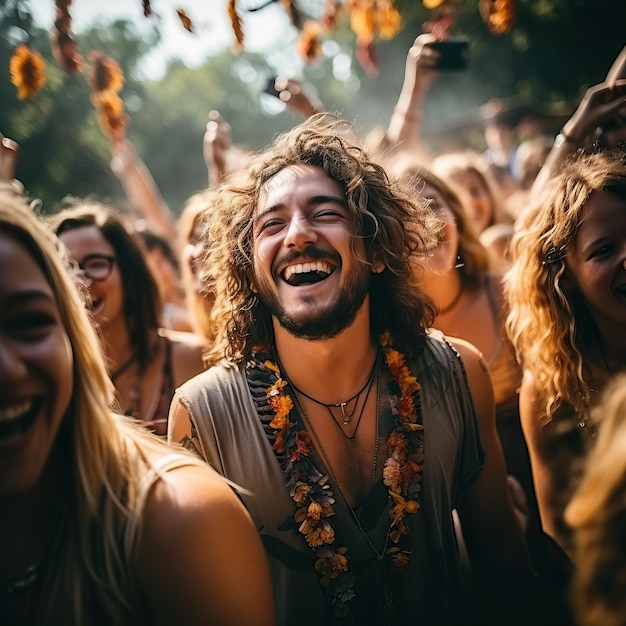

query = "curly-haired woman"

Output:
[[505, 148, 626, 557]]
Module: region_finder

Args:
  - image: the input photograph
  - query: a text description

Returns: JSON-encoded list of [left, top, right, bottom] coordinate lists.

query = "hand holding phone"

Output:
[[427, 38, 470, 71], [263, 77, 282, 99]]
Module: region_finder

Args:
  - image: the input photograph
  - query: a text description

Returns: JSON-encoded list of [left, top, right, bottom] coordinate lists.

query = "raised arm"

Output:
[[272, 76, 325, 119], [384, 33, 439, 157], [110, 138, 177, 241], [532, 69, 626, 194], [137, 462, 276, 626], [203, 110, 232, 187]]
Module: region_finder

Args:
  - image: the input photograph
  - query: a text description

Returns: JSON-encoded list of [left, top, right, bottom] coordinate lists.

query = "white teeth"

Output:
[[0, 400, 33, 422], [284, 261, 332, 282]]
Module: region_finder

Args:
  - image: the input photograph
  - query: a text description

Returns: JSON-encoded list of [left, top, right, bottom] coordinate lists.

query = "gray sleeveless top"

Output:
[[176, 331, 483, 625]]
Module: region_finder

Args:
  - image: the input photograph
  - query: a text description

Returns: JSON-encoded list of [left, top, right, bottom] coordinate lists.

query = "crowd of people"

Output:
[[1, 33, 626, 626]]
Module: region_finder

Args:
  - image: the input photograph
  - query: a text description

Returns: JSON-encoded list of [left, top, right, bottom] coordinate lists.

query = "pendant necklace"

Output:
[[285, 349, 380, 427], [294, 372, 395, 624]]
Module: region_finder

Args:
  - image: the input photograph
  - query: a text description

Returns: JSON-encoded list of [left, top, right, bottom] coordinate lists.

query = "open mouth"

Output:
[[282, 261, 333, 286], [88, 296, 104, 315], [0, 398, 41, 441]]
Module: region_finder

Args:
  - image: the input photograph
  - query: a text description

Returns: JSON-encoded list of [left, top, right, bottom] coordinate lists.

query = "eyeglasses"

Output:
[[77, 254, 116, 282]]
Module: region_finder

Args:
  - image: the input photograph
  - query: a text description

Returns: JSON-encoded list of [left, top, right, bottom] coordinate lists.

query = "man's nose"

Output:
[[284, 216, 317, 249]]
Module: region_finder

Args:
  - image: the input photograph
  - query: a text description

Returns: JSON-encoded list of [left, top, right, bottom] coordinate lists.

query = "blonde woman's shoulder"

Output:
[[135, 453, 276, 625]]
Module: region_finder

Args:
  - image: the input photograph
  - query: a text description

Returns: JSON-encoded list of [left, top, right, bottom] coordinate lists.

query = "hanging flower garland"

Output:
[[9, 44, 47, 100], [256, 331, 424, 617]]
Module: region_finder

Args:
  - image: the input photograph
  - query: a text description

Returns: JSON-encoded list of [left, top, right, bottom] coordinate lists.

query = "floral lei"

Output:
[[258, 331, 425, 618]]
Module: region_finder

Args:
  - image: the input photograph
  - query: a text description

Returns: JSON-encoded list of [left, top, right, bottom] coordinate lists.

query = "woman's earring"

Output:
[[455, 255, 465, 269]]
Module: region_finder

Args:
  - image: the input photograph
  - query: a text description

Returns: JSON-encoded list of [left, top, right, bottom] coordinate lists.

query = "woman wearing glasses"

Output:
[[49, 201, 205, 436]]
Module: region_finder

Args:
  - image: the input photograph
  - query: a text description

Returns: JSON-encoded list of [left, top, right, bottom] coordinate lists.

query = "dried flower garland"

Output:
[[87, 51, 128, 142], [9, 45, 47, 100], [258, 331, 424, 617], [52, 0, 83, 74]]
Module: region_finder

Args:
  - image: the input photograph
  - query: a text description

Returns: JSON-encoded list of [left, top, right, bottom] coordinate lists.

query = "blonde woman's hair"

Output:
[[505, 149, 626, 421], [177, 188, 217, 345], [391, 157, 491, 290], [565, 372, 626, 626], [431, 150, 512, 227], [0, 191, 183, 624]]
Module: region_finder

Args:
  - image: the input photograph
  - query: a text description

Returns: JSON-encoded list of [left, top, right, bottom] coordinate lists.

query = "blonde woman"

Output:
[[431, 150, 515, 272], [0, 191, 276, 625], [505, 148, 626, 557], [565, 372, 626, 626]]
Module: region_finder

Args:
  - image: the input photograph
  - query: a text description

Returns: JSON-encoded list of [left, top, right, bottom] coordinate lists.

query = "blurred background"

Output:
[[1, 0, 623, 213]]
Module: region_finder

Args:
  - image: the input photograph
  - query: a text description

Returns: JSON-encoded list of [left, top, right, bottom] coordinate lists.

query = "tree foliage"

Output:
[[1, 0, 624, 214]]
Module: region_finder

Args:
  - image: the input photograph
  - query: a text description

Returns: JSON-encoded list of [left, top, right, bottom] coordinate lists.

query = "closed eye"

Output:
[[258, 218, 285, 232]]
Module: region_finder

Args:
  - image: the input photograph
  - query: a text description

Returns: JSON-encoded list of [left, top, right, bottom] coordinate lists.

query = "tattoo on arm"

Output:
[[179, 420, 204, 460]]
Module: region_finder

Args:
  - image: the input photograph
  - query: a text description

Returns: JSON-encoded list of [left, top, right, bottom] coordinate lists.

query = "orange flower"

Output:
[[268, 395, 293, 423], [397, 395, 414, 417], [377, 0, 402, 40], [307, 501, 323, 521], [290, 430, 311, 461], [292, 483, 311, 503], [269, 412, 289, 430], [94, 92, 128, 139], [479, 0, 516, 35], [315, 549, 349, 585], [88, 51, 124, 96], [9, 45, 47, 99], [298, 20, 323, 64], [387, 430, 408, 453], [273, 428, 285, 453], [350, 4, 377, 42], [304, 527, 325, 547], [389, 491, 420, 527], [385, 347, 405, 377]]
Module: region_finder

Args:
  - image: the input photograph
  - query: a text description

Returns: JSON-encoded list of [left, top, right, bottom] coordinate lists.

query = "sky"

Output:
[[28, 0, 301, 80]]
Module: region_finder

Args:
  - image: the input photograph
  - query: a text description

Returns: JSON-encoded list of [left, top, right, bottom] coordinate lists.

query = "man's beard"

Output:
[[254, 262, 370, 341]]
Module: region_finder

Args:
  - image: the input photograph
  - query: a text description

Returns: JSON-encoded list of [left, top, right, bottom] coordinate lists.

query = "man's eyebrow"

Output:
[[255, 194, 348, 220]]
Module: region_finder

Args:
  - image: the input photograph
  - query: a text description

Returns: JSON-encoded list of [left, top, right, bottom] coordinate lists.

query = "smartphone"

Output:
[[428, 38, 470, 71], [263, 76, 282, 98]]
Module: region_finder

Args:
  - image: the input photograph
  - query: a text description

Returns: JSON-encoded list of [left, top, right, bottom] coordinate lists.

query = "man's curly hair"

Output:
[[200, 113, 438, 366]]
